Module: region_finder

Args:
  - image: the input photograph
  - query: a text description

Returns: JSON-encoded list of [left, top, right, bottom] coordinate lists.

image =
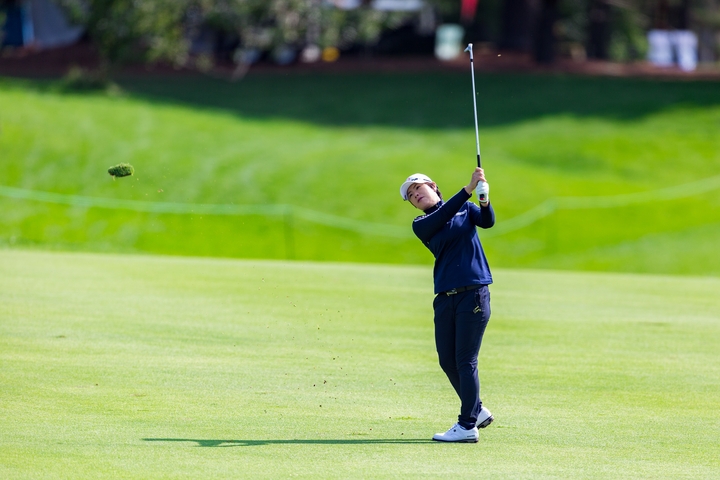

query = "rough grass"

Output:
[[1, 73, 719, 274], [1, 249, 718, 478]]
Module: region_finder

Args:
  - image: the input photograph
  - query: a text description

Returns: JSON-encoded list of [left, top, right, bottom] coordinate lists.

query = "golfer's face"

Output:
[[408, 183, 439, 210]]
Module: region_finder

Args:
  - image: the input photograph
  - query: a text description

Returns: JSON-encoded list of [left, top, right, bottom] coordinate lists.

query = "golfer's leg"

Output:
[[433, 294, 461, 397], [455, 287, 491, 426]]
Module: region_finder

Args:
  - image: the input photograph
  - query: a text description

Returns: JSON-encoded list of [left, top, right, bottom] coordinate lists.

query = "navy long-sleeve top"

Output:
[[412, 188, 495, 294]]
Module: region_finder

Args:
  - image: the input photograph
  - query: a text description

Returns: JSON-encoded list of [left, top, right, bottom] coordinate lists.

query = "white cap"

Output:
[[400, 173, 433, 201]]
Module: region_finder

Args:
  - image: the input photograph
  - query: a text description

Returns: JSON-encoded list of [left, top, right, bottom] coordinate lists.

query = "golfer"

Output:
[[400, 167, 494, 443]]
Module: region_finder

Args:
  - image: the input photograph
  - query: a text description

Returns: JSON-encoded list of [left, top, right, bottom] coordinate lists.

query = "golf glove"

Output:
[[475, 182, 490, 204]]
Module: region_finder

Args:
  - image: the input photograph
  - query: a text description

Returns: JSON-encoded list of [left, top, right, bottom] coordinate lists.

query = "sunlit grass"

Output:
[[1, 249, 718, 478]]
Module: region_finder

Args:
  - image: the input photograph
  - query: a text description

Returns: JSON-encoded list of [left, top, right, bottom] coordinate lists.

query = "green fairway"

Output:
[[1, 249, 718, 478], [1, 73, 720, 275]]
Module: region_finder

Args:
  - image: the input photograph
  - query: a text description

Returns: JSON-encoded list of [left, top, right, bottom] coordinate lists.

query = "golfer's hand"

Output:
[[475, 182, 489, 205], [464, 168, 487, 195]]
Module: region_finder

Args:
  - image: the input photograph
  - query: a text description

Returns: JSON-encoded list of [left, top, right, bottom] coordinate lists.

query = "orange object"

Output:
[[322, 47, 340, 62]]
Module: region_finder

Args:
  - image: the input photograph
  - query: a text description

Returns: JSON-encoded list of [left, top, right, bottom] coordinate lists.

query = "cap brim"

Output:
[[400, 181, 414, 201], [400, 179, 432, 200]]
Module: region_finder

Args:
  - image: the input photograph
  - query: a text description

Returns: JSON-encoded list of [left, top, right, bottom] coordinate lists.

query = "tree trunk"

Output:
[[587, 0, 611, 59], [534, 0, 557, 64], [499, 0, 533, 51]]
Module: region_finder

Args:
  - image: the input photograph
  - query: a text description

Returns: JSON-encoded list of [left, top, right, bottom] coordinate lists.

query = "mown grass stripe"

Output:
[[4, 172, 720, 239]]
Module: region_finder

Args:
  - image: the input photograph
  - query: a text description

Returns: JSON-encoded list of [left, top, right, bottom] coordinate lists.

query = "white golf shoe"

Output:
[[432, 423, 479, 443], [476, 406, 494, 429]]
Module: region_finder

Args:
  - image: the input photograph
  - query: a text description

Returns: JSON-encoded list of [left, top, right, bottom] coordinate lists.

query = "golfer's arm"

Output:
[[470, 202, 495, 229], [412, 189, 471, 242]]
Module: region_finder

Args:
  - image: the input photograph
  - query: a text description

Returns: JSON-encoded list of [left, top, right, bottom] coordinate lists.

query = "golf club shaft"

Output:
[[467, 44, 482, 169], [465, 44, 486, 203]]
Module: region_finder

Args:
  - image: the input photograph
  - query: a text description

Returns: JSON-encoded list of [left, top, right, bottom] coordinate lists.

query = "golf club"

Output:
[[464, 43, 486, 203]]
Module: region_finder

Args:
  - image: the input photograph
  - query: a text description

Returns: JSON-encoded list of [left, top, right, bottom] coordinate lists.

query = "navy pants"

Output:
[[433, 285, 491, 430]]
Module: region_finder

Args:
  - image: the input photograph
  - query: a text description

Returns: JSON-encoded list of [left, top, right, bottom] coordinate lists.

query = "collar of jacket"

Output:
[[423, 200, 444, 215]]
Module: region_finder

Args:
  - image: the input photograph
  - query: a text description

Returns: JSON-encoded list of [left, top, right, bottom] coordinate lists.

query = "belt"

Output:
[[442, 284, 482, 296]]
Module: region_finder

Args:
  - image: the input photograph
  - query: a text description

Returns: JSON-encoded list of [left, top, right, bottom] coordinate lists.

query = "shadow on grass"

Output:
[[5, 73, 720, 130], [118, 73, 720, 129], [143, 437, 432, 447]]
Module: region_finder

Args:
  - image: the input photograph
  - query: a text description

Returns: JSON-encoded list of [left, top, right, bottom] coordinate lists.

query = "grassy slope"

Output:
[[1, 249, 719, 478], [1, 73, 719, 273]]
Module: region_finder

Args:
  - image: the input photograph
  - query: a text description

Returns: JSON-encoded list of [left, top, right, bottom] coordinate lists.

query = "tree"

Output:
[[203, 1, 410, 55], [200, 0, 413, 78], [52, 0, 414, 79], [54, 0, 193, 78]]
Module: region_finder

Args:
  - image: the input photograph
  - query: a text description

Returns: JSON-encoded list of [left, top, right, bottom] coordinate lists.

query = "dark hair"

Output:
[[433, 185, 443, 200]]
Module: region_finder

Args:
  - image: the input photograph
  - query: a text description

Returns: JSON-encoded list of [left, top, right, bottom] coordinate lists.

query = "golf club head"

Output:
[[464, 44, 473, 53]]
